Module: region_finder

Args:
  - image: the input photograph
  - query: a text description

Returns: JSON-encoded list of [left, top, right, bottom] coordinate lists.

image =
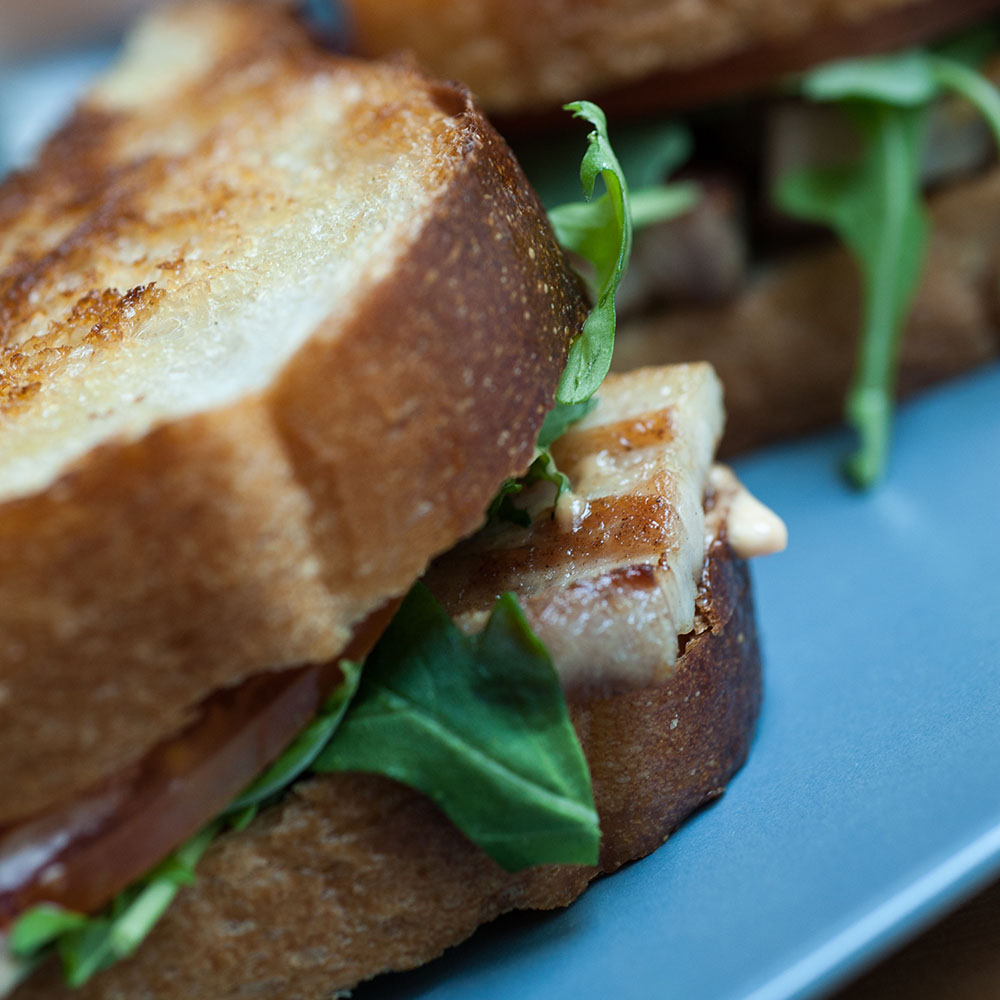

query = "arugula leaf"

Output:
[[549, 185, 696, 273], [486, 476, 531, 527], [801, 49, 1000, 138], [537, 398, 598, 449], [8, 906, 87, 957], [780, 48, 1000, 485], [801, 50, 938, 105], [489, 398, 597, 526], [553, 101, 633, 405], [777, 103, 928, 486], [530, 108, 696, 406], [314, 584, 599, 871]]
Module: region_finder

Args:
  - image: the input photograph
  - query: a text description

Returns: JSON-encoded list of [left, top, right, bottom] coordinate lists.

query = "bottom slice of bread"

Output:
[[17, 538, 759, 1000]]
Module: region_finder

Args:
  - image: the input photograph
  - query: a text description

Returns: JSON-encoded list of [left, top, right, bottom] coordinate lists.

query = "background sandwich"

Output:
[[345, 0, 1000, 484]]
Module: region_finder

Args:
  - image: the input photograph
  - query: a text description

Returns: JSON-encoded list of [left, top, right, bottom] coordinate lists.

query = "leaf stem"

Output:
[[928, 54, 1000, 148], [845, 108, 926, 486]]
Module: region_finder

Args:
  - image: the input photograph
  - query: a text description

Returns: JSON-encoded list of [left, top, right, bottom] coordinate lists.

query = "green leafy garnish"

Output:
[[551, 101, 633, 404], [9, 906, 88, 957], [802, 47, 1000, 134], [486, 476, 531, 527], [314, 584, 599, 871], [800, 50, 939, 105], [777, 102, 927, 485], [11, 822, 220, 987], [537, 398, 598, 448], [777, 48, 1000, 485], [489, 398, 597, 526], [488, 451, 571, 527], [10, 663, 365, 987], [525, 109, 695, 405]]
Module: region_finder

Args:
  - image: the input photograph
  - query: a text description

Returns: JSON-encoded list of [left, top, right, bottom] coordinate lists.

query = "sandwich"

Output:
[[344, 0, 1000, 484], [0, 2, 783, 996]]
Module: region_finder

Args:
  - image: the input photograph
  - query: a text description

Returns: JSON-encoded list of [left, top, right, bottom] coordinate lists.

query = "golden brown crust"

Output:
[[0, 6, 585, 825], [345, 0, 999, 115], [16, 542, 759, 1000], [613, 167, 1000, 455], [581, 537, 761, 871]]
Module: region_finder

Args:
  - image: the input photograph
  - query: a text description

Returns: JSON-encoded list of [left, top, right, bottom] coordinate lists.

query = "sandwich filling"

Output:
[[429, 363, 727, 694], [0, 363, 783, 996]]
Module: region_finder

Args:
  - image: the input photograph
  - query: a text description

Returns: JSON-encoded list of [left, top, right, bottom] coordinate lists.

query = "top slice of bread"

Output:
[[0, 1, 585, 825]]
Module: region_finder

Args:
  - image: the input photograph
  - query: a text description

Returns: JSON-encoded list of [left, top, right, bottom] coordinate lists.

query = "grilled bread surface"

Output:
[[16, 366, 761, 999], [0, 1, 584, 825]]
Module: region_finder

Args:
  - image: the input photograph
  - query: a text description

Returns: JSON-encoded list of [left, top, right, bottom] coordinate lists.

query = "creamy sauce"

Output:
[[553, 489, 591, 533], [708, 465, 787, 558]]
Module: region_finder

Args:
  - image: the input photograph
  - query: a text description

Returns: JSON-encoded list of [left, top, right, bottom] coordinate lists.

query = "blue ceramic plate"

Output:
[[356, 365, 1000, 1000], [3, 50, 999, 1000]]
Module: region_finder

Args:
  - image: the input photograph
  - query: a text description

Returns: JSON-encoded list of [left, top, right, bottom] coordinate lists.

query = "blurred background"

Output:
[[0, 0, 158, 57], [0, 0, 153, 172]]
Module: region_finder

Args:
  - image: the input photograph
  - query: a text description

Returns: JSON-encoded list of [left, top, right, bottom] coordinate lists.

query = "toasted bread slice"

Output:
[[343, 0, 996, 114], [14, 366, 764, 999], [0, 1, 585, 825], [14, 546, 756, 1000]]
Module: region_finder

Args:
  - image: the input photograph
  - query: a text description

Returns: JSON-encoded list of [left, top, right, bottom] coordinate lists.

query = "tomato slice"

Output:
[[0, 601, 396, 927]]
